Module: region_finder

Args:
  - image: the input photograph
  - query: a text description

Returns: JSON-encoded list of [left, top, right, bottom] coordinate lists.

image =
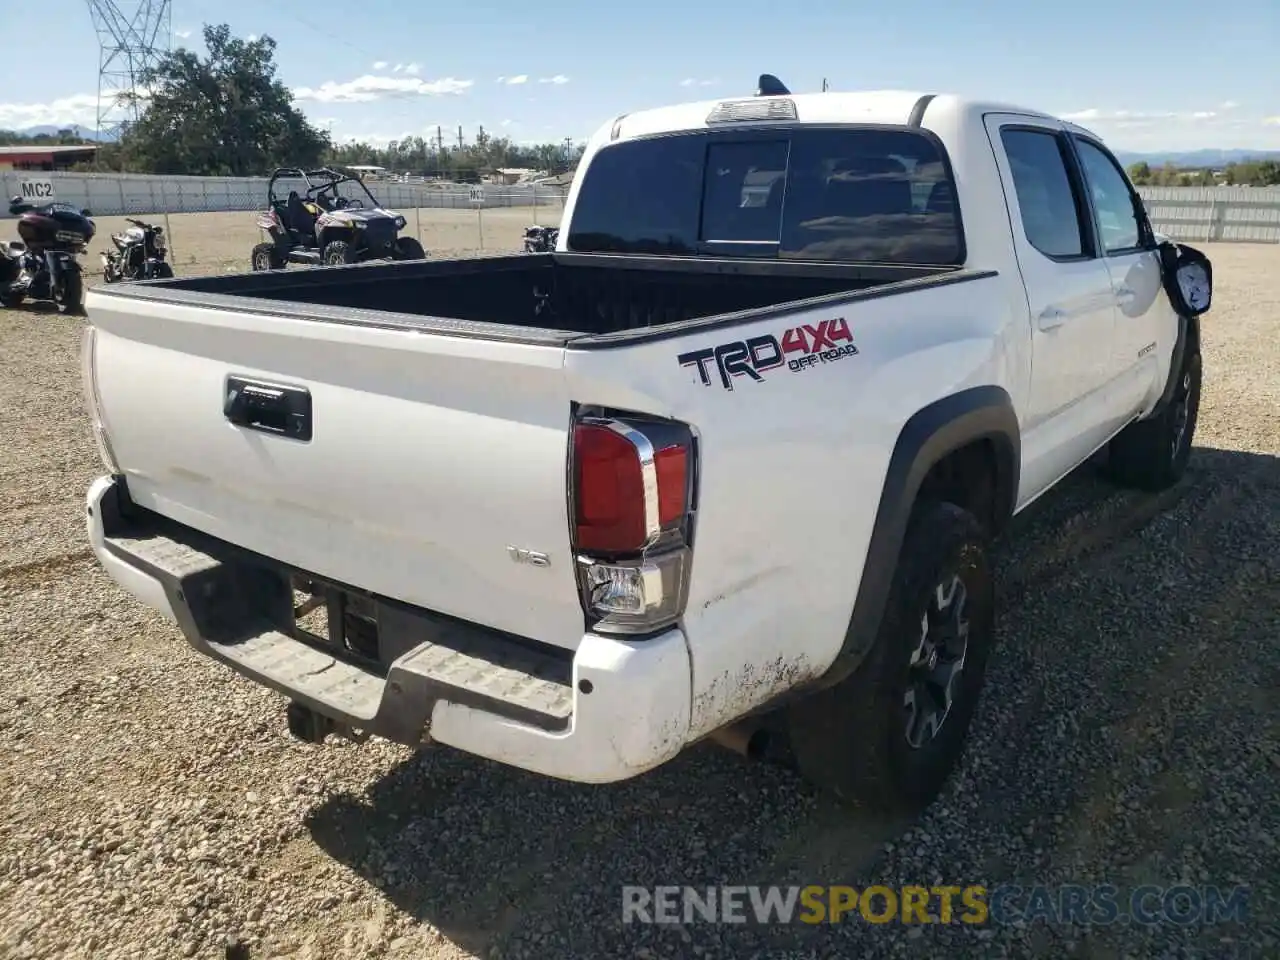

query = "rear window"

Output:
[[566, 127, 963, 265]]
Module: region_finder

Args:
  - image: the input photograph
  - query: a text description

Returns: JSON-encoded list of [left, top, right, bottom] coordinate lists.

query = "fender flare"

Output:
[[820, 384, 1021, 687], [1154, 312, 1201, 414]]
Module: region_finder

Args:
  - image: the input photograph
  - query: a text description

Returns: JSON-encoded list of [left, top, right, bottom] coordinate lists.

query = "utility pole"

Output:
[[822, 78, 829, 92], [457, 125, 463, 150]]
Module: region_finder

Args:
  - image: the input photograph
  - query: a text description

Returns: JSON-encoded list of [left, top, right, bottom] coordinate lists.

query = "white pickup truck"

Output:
[[81, 77, 1214, 813]]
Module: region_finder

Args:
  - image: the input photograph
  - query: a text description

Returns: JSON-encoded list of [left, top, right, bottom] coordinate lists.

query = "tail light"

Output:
[[571, 413, 697, 635]]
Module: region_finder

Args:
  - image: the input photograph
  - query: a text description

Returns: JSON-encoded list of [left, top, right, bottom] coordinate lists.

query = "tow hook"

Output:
[[285, 701, 335, 743]]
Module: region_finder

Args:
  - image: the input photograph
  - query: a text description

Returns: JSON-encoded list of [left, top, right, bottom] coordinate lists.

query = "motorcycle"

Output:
[[0, 197, 95, 313], [523, 224, 559, 253], [102, 217, 173, 283]]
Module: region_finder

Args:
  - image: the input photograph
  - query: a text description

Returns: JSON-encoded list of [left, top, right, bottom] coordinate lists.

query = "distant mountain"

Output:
[[1113, 148, 1280, 168], [8, 125, 118, 143]]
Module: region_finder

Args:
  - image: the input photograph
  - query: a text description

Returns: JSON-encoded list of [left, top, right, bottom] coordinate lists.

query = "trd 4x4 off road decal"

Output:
[[677, 317, 858, 391]]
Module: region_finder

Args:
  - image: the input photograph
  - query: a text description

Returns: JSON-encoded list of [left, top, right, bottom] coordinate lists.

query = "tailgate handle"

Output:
[[224, 377, 312, 442]]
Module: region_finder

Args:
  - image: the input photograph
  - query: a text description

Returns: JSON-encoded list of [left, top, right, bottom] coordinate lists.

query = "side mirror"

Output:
[[82, 208, 94, 218], [1158, 241, 1212, 317]]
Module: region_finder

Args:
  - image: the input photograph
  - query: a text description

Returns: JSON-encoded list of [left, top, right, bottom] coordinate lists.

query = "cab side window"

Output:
[[999, 128, 1088, 260], [1073, 137, 1143, 254]]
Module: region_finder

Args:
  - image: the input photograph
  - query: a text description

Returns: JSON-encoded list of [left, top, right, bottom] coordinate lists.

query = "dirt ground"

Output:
[[1, 243, 1277, 959], [80, 206, 564, 282]]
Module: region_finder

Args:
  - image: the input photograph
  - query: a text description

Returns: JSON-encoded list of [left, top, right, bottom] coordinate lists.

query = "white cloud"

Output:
[[501, 118, 514, 127], [679, 78, 719, 87], [1062, 108, 1180, 123], [174, 28, 191, 39], [403, 63, 420, 75], [504, 75, 528, 85], [1059, 104, 1280, 150], [537, 75, 569, 85], [246, 34, 258, 42], [372, 60, 388, 70], [291, 75, 473, 103], [0, 89, 153, 129], [1264, 117, 1280, 127], [392, 63, 404, 73]]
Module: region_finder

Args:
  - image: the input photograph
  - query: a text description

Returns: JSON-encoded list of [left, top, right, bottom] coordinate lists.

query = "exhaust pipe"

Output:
[[708, 721, 773, 761]]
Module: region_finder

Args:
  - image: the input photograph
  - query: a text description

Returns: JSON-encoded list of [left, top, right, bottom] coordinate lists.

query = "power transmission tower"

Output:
[[85, 0, 173, 143]]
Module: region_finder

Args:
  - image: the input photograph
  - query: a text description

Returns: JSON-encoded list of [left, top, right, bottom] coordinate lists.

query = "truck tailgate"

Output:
[[86, 293, 585, 650]]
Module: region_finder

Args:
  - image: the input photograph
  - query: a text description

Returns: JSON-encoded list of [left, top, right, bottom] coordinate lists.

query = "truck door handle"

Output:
[[1115, 285, 1136, 306], [1036, 307, 1067, 331], [224, 376, 313, 441]]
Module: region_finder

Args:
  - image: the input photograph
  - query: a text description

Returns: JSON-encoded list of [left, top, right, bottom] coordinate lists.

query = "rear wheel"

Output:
[[394, 236, 426, 260], [1105, 350, 1202, 491], [251, 242, 284, 272], [58, 267, 85, 315], [322, 240, 358, 266], [787, 500, 995, 813]]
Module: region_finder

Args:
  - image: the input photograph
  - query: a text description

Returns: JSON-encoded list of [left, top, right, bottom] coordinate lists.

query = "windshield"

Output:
[[567, 126, 964, 265]]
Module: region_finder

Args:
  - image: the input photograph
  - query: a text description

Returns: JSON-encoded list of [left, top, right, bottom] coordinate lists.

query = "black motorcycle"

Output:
[[102, 217, 173, 283], [0, 196, 95, 313], [523, 224, 559, 253]]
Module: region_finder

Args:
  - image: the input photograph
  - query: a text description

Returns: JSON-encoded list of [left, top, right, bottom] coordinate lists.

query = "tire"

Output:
[[58, 267, 85, 315], [0, 291, 25, 308], [1105, 350, 1202, 492], [394, 236, 426, 260], [322, 240, 357, 266], [787, 500, 995, 813], [251, 242, 284, 272]]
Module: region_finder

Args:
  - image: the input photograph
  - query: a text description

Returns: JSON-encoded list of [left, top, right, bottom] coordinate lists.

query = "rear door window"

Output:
[[998, 128, 1089, 259], [567, 126, 964, 265]]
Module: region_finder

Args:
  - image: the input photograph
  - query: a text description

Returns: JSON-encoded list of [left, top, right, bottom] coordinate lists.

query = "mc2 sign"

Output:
[[20, 179, 56, 202]]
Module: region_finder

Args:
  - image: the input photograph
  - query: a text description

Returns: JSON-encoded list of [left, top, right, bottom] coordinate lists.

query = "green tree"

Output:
[[119, 24, 328, 176], [1127, 161, 1152, 185], [0, 127, 96, 146], [324, 134, 586, 181]]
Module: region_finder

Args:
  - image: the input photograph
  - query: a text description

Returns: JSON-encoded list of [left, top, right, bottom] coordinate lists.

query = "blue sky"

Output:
[[3, 0, 1277, 151]]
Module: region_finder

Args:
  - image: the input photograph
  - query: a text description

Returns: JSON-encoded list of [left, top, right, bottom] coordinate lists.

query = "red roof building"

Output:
[[0, 144, 100, 172]]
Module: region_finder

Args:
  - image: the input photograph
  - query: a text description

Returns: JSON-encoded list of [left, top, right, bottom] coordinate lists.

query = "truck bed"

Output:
[[92, 252, 962, 345]]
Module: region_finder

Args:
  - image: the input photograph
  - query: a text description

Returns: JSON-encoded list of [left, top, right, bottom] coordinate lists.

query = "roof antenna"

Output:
[[756, 74, 790, 97]]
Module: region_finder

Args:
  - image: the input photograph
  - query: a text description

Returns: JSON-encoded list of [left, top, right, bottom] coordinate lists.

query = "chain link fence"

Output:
[[4, 172, 1278, 281], [0, 170, 567, 217], [65, 205, 558, 280]]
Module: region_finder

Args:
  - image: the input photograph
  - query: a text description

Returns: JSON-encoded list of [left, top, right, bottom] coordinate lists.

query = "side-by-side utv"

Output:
[[251, 167, 426, 270]]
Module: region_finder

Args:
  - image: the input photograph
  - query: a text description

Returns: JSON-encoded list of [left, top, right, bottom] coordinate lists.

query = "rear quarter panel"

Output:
[[564, 272, 1019, 739]]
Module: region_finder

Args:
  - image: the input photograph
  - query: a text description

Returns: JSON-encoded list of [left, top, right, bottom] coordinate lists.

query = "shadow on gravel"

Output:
[[306, 446, 1279, 959]]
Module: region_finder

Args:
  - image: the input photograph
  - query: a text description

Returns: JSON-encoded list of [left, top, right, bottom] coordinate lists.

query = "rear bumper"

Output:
[[85, 474, 693, 784]]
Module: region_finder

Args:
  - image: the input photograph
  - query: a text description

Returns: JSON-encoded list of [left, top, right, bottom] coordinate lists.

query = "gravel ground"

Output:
[[1, 242, 1278, 960]]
